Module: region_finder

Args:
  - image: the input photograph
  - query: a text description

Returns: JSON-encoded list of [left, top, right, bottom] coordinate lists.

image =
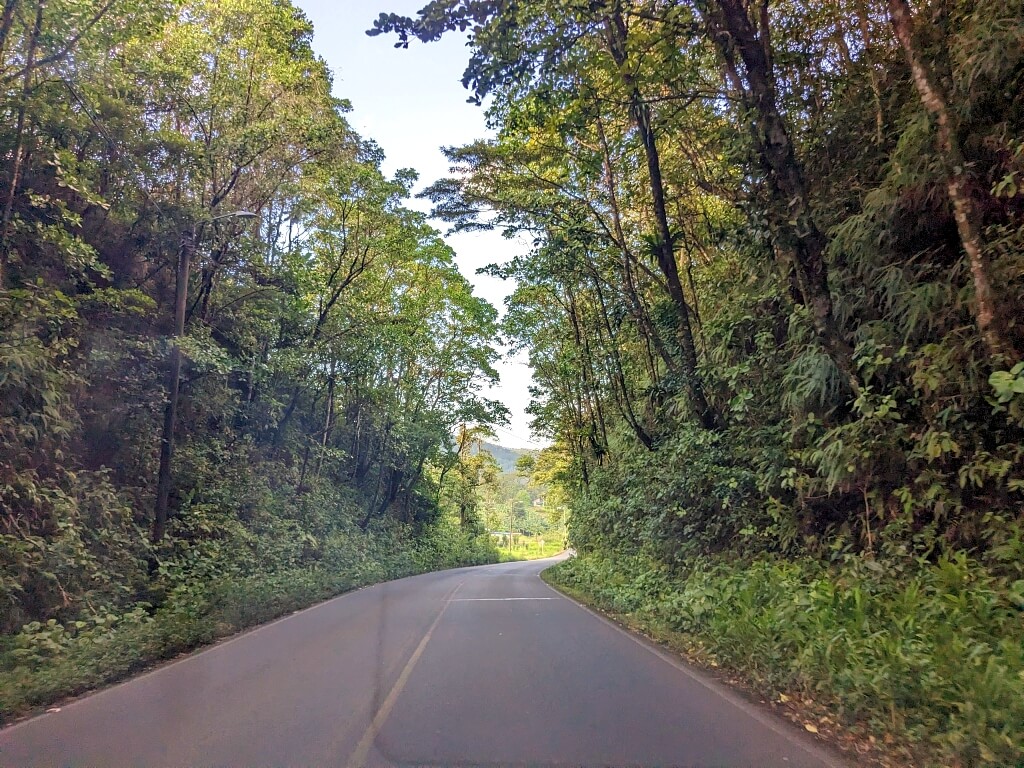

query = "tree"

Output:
[[0, 0, 506, 635], [373, 0, 1024, 560]]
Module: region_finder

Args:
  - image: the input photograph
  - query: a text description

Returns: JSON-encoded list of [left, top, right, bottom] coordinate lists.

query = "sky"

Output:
[[296, 0, 542, 450]]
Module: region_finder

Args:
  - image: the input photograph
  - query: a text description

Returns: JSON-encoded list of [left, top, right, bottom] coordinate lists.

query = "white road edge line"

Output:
[[536, 566, 852, 768], [452, 597, 560, 601]]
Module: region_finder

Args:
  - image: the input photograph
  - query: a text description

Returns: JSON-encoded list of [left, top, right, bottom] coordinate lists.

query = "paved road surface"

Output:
[[0, 557, 845, 767]]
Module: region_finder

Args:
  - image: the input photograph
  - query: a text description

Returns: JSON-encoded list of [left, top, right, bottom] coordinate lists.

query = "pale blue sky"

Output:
[[297, 1, 540, 449]]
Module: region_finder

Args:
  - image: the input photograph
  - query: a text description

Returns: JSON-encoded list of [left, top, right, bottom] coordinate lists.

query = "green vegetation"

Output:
[[0, 0, 504, 720], [444, 426, 569, 548], [497, 534, 566, 562], [547, 552, 1023, 766], [2, 0, 1023, 761], [375, 1, 1024, 764]]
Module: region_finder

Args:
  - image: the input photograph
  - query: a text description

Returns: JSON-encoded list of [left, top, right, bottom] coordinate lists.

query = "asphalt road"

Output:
[[0, 557, 845, 767]]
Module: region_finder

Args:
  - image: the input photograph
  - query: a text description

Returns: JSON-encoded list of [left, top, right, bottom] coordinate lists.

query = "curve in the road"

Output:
[[0, 557, 848, 768]]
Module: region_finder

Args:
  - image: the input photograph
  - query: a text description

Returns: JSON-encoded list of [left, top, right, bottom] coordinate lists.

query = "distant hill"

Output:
[[479, 441, 532, 474]]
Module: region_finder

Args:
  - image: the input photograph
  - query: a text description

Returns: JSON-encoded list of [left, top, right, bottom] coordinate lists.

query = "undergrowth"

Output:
[[546, 551, 1024, 767], [0, 519, 497, 723]]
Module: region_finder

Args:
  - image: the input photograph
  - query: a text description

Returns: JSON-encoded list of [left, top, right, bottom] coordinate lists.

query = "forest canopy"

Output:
[[371, 0, 1024, 561]]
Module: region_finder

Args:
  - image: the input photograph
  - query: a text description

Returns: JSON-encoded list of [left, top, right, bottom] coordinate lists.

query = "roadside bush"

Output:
[[568, 424, 784, 566], [548, 551, 1024, 766], [413, 517, 500, 571]]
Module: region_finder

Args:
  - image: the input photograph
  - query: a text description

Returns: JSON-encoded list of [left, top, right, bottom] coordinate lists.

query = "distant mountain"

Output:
[[479, 441, 532, 474]]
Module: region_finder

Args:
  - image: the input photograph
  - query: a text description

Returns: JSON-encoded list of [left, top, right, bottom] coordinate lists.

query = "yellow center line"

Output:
[[346, 579, 465, 767]]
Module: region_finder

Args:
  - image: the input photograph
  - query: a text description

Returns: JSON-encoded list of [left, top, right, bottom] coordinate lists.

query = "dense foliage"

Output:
[[374, 0, 1023, 763], [0, 0, 506, 715]]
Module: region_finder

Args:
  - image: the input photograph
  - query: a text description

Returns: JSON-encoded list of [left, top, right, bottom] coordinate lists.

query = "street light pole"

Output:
[[152, 211, 257, 546]]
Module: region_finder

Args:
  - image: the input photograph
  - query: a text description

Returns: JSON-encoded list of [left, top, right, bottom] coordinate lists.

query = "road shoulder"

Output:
[[539, 563, 864, 768]]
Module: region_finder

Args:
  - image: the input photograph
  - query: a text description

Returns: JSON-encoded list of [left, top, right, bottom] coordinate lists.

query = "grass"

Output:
[[544, 551, 1024, 768], [496, 534, 566, 562]]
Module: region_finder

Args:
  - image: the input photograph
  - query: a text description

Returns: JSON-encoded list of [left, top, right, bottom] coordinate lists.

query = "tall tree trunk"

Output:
[[596, 114, 676, 380], [297, 441, 312, 492], [565, 285, 609, 455], [604, 8, 720, 430], [853, 0, 885, 143], [706, 0, 855, 377], [352, 400, 370, 482], [1, 0, 43, 287], [0, 0, 21, 77], [361, 420, 393, 529], [274, 384, 302, 446], [377, 468, 403, 518], [888, 0, 1019, 363], [589, 271, 653, 449], [153, 229, 196, 544], [314, 368, 336, 481]]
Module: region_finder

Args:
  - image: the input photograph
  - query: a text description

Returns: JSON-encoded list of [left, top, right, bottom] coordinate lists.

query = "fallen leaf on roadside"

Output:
[[804, 723, 819, 734]]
